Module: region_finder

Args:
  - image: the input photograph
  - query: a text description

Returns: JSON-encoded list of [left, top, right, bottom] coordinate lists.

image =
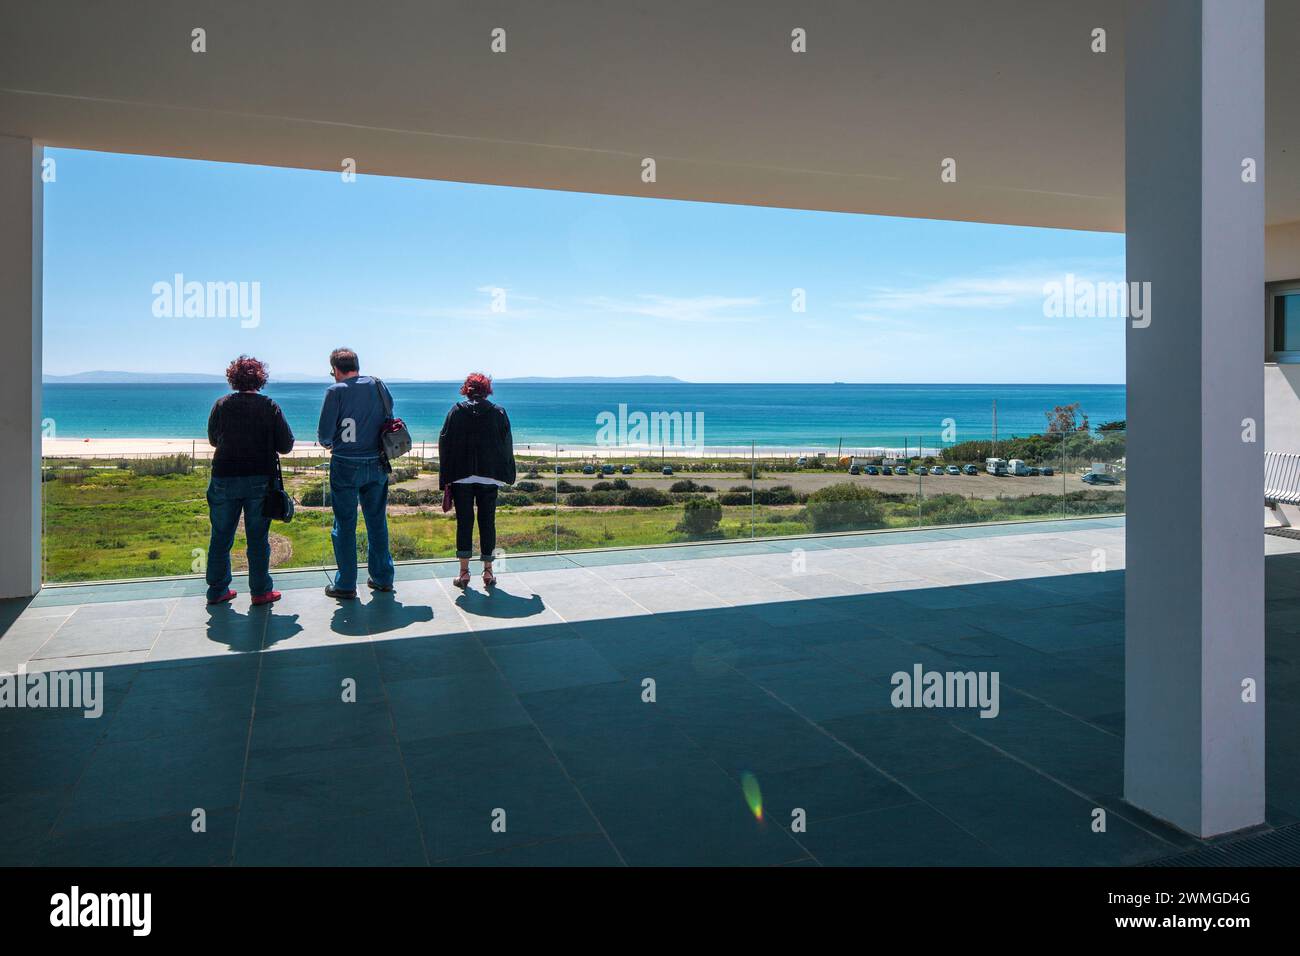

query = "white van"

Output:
[[985, 457, 1008, 476], [1007, 459, 1029, 476]]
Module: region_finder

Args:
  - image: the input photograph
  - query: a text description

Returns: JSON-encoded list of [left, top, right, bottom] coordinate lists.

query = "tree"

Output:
[[1045, 402, 1090, 434]]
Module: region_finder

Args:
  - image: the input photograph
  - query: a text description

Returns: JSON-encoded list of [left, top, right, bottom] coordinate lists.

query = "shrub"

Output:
[[720, 485, 799, 506], [387, 530, 425, 561], [679, 497, 723, 537], [515, 480, 543, 493], [298, 483, 326, 506], [127, 454, 192, 476], [805, 482, 884, 532], [758, 485, 798, 505], [918, 494, 982, 526], [624, 487, 672, 507]]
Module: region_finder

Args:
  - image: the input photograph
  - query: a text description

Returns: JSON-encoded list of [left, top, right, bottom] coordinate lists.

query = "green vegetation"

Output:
[[679, 497, 723, 538], [806, 483, 884, 532], [40, 451, 1126, 583]]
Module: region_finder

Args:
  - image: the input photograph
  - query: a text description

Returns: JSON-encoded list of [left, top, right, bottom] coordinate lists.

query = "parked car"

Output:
[[555, 465, 565, 474], [1041, 466, 1054, 476], [661, 465, 674, 475], [963, 464, 978, 475], [896, 466, 908, 476], [946, 465, 960, 475], [600, 464, 615, 475], [1082, 472, 1120, 485], [1027, 466, 1040, 477], [621, 465, 634, 475], [865, 465, 880, 476], [881, 465, 893, 475], [582, 464, 595, 475], [849, 464, 861, 475], [796, 456, 808, 467], [914, 466, 928, 476]]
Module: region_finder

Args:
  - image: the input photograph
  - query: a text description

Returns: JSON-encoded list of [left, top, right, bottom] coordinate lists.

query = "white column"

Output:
[[0, 136, 42, 598], [1124, 0, 1265, 836]]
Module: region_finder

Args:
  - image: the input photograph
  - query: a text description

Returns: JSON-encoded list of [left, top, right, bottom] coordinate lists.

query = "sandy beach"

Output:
[[42, 437, 936, 461]]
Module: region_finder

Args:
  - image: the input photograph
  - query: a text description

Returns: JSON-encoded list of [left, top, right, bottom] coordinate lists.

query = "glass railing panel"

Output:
[[41, 451, 210, 583], [1064, 426, 1126, 517], [551, 448, 744, 551], [38, 422, 1128, 584]]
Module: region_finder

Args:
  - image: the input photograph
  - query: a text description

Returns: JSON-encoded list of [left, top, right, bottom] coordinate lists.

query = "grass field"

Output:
[[40, 458, 1125, 583]]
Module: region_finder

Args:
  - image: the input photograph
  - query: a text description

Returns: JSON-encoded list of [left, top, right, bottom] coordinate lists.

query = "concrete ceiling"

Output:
[[1, 0, 1296, 232]]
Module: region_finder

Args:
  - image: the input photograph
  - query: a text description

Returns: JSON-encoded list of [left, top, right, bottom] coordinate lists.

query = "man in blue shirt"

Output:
[[317, 348, 396, 598]]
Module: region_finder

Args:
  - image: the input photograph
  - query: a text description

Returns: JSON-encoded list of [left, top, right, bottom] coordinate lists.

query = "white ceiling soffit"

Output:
[[0, 0, 1296, 231]]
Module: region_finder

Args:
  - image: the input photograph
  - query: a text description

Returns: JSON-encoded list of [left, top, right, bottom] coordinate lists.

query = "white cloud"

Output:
[[845, 260, 1125, 318], [583, 294, 763, 324]]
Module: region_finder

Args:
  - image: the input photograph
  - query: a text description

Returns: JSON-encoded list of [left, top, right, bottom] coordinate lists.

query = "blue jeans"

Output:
[[329, 455, 394, 591], [206, 474, 274, 601]]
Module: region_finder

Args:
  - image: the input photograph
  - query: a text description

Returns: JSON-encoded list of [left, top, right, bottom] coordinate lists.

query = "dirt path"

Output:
[[229, 521, 294, 570]]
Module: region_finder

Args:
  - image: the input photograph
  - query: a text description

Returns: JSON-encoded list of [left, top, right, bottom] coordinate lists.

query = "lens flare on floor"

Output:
[[740, 771, 763, 821]]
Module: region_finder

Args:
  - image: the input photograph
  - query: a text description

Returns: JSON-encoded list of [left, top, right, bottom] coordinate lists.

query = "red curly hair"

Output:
[[226, 355, 269, 392], [460, 372, 493, 401]]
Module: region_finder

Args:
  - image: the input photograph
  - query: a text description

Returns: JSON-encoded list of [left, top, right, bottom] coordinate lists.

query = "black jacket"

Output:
[[438, 400, 515, 488], [207, 392, 295, 477]]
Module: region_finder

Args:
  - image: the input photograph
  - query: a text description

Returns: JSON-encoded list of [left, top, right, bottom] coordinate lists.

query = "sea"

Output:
[[41, 382, 1126, 452]]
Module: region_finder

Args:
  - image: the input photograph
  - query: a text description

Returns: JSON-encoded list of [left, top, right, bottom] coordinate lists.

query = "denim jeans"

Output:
[[451, 482, 499, 560], [206, 474, 274, 601], [329, 455, 394, 591]]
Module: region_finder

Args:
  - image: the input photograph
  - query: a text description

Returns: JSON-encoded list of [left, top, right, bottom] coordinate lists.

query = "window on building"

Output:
[[1270, 282, 1300, 361]]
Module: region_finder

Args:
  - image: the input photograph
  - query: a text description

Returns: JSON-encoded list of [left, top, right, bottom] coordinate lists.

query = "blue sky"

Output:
[[43, 147, 1125, 383]]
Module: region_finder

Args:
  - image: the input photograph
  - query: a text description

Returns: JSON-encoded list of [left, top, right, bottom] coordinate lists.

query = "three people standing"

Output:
[[205, 355, 512, 606]]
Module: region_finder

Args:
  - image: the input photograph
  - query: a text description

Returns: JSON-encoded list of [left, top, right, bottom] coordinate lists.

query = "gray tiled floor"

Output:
[[1, 516, 1298, 866]]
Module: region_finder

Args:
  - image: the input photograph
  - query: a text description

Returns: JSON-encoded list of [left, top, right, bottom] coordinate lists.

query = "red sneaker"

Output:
[[251, 590, 282, 606], [208, 589, 237, 606]]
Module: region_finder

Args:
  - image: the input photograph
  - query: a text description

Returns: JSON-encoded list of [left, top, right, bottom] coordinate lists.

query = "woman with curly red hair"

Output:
[[204, 355, 295, 606], [438, 372, 515, 588]]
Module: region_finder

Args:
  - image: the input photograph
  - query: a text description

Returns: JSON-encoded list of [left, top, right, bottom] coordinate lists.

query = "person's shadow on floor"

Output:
[[330, 593, 435, 637], [454, 586, 546, 620], [358, 593, 435, 637], [205, 602, 287, 653], [263, 611, 304, 649]]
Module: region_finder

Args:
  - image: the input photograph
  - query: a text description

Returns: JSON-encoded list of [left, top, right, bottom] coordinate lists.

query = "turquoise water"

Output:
[[41, 382, 1125, 448]]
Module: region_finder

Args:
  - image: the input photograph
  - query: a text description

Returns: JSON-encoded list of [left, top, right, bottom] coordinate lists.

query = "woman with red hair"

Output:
[[204, 355, 294, 605], [438, 373, 515, 588]]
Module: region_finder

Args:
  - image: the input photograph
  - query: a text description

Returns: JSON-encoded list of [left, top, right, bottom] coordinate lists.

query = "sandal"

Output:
[[453, 570, 471, 589], [483, 569, 497, 589]]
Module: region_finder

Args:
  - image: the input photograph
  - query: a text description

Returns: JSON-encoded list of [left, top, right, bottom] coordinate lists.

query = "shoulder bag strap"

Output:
[[265, 396, 283, 486], [374, 377, 393, 420]]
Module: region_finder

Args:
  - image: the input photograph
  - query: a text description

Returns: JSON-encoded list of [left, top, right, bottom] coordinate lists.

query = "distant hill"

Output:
[[43, 371, 687, 385], [45, 370, 370, 384], [43, 371, 227, 384]]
